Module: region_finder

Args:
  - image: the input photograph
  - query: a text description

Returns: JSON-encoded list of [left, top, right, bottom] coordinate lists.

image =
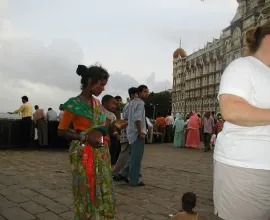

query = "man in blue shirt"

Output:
[[112, 87, 138, 178], [121, 85, 149, 186]]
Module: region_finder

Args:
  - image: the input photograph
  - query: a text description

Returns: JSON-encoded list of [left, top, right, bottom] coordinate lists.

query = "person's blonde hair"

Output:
[[245, 21, 270, 55]]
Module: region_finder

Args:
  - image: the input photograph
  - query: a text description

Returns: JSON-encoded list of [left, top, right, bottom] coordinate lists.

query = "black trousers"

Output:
[[110, 136, 121, 165], [48, 121, 59, 147], [203, 133, 212, 151], [165, 125, 173, 143], [21, 117, 32, 147]]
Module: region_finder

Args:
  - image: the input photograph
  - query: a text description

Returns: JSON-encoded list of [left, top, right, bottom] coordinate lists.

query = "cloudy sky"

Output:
[[0, 0, 238, 112]]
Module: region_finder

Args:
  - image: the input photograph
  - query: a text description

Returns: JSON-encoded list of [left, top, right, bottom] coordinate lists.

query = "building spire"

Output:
[[179, 38, 182, 48]]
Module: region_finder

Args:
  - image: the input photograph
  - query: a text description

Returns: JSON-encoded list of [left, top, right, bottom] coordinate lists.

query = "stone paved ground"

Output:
[[0, 144, 220, 220]]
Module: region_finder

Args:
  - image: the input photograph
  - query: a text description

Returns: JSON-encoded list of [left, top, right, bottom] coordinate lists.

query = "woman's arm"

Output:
[[218, 58, 270, 127], [57, 114, 102, 148], [58, 129, 81, 141], [57, 110, 81, 141], [220, 94, 270, 126]]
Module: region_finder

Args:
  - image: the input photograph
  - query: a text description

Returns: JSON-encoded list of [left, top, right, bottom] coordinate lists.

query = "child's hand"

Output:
[[114, 120, 128, 129]]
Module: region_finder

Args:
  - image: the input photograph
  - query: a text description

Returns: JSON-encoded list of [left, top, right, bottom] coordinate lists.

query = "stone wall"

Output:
[[0, 119, 67, 148]]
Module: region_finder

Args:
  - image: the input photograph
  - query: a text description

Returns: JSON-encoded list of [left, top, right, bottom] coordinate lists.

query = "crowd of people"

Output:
[[7, 20, 270, 220], [55, 64, 153, 219], [57, 21, 269, 220], [54, 63, 223, 219], [153, 111, 224, 153], [8, 98, 65, 148], [173, 111, 224, 152]]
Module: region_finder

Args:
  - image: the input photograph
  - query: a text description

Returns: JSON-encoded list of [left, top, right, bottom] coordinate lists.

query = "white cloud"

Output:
[[0, 20, 172, 111], [0, 20, 27, 39], [0, 73, 75, 112], [0, 0, 8, 18], [146, 72, 172, 92], [0, 0, 239, 112]]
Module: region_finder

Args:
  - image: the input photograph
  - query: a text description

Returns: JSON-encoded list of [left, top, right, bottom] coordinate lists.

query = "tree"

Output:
[[145, 91, 172, 119]]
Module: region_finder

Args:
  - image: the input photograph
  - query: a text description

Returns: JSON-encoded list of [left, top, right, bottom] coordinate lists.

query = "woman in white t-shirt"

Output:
[[214, 21, 270, 220]]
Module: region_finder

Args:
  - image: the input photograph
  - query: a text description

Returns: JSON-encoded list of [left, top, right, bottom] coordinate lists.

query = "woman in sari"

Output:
[[185, 112, 200, 149], [58, 64, 125, 220], [173, 113, 185, 148]]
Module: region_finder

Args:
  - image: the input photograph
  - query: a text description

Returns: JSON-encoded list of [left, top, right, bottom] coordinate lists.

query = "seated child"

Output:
[[171, 192, 198, 220]]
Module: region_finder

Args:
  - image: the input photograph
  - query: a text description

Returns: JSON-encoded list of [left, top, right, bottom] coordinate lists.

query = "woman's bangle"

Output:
[[80, 132, 88, 143]]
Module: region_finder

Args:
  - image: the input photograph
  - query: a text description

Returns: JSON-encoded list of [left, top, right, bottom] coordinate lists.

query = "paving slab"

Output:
[[36, 211, 64, 220], [1, 207, 35, 220], [0, 215, 6, 220], [0, 144, 220, 219], [20, 201, 48, 215]]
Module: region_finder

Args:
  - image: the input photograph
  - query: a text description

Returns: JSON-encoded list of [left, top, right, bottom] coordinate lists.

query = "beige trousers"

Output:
[[213, 160, 270, 220], [36, 119, 48, 146]]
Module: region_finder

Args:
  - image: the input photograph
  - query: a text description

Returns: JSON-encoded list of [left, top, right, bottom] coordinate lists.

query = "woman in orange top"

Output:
[[216, 116, 224, 135], [58, 64, 126, 219], [156, 116, 166, 142]]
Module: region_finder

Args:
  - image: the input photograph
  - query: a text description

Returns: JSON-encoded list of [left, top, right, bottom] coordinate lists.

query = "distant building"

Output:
[[171, 0, 270, 116]]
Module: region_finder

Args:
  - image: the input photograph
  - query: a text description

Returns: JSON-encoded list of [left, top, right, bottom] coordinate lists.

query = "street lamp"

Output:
[[150, 103, 159, 119]]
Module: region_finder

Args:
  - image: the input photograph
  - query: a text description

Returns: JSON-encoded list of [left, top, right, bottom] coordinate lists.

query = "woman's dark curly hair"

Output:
[[76, 64, 109, 90], [245, 20, 270, 55]]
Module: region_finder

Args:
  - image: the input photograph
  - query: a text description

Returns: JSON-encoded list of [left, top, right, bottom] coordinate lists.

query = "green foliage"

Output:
[[145, 91, 172, 119], [119, 103, 125, 109]]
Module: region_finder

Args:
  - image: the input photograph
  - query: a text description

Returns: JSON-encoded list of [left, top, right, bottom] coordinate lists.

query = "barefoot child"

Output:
[[171, 192, 198, 220]]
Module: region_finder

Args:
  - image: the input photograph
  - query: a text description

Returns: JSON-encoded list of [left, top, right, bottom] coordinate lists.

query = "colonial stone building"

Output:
[[171, 0, 270, 117]]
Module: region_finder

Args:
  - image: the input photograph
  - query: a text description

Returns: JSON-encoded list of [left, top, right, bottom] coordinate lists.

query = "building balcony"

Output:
[[209, 68, 215, 73], [214, 80, 220, 85], [216, 65, 222, 71]]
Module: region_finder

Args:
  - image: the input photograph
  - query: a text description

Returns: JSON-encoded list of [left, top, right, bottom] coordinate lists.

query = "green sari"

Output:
[[63, 97, 116, 220], [173, 113, 185, 148]]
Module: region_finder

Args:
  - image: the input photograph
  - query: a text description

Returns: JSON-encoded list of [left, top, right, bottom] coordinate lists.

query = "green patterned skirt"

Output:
[[69, 139, 116, 220]]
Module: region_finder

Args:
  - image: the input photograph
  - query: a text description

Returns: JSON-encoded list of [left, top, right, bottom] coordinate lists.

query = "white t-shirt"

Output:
[[59, 111, 64, 121], [146, 117, 153, 127], [214, 56, 270, 170]]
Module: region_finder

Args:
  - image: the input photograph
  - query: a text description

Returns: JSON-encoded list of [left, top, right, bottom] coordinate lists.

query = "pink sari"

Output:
[[185, 112, 200, 148]]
